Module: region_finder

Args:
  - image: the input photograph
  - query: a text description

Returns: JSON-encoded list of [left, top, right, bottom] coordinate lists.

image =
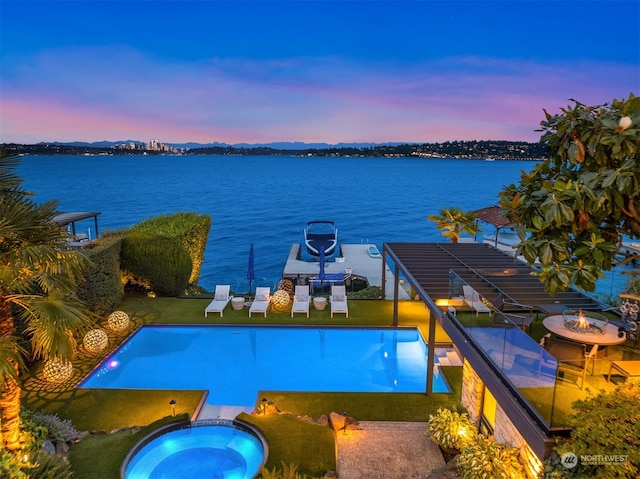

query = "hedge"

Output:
[[128, 212, 211, 286], [76, 232, 125, 315]]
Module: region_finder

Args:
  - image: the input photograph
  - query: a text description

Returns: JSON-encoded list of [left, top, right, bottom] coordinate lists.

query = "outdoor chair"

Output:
[[542, 335, 598, 390], [249, 287, 271, 317], [330, 285, 348, 318], [462, 285, 492, 316], [291, 285, 310, 318], [204, 285, 231, 317], [492, 293, 535, 330]]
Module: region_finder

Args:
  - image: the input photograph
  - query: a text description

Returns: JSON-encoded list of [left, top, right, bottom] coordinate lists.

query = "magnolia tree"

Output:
[[499, 93, 639, 294]]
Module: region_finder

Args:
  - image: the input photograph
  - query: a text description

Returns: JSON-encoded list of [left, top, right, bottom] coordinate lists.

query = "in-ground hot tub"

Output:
[[123, 419, 267, 479]]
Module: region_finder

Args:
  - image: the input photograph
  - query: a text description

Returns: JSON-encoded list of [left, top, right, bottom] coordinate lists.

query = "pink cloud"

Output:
[[1, 47, 636, 144]]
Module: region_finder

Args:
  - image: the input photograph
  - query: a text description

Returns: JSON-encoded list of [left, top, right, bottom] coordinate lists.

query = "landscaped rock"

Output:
[[42, 440, 56, 455], [329, 412, 346, 431], [329, 412, 357, 432], [317, 414, 328, 426], [55, 440, 69, 456], [265, 401, 279, 414]]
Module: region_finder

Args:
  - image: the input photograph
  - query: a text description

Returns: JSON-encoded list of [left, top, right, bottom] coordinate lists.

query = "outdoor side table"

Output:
[[231, 297, 245, 310], [313, 297, 327, 311]]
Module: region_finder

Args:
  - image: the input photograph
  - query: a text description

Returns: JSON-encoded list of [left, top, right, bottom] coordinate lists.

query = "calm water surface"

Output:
[[16, 155, 626, 296], [81, 326, 448, 405]]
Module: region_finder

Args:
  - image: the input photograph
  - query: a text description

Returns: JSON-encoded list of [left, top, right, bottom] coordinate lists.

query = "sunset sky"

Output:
[[1, 0, 638, 145]]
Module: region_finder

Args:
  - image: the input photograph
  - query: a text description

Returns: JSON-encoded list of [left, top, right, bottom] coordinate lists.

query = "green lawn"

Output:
[[21, 297, 459, 478]]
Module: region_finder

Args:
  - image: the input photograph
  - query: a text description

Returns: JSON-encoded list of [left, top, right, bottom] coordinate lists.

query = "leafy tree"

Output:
[[428, 207, 482, 244], [499, 94, 640, 294], [0, 156, 91, 450], [544, 381, 640, 478]]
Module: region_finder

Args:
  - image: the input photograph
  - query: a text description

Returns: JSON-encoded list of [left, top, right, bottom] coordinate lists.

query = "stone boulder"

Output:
[[55, 440, 69, 456], [41, 440, 56, 455], [317, 414, 329, 426], [328, 412, 357, 432]]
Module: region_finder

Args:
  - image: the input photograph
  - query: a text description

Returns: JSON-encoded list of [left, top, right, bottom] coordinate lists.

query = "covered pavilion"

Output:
[[53, 212, 101, 238], [473, 204, 516, 248]]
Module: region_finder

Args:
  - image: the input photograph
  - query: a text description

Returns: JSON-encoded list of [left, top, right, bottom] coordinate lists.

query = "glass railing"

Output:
[[445, 271, 578, 428]]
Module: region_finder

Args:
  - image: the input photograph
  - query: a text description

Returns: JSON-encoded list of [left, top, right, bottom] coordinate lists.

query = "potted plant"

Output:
[[427, 407, 476, 454]]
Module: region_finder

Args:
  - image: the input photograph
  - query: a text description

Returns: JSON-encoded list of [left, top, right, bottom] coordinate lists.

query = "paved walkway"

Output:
[[335, 421, 447, 479]]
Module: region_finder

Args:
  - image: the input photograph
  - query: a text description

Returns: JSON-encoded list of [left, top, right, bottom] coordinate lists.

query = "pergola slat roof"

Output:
[[473, 205, 515, 229], [384, 242, 604, 311], [53, 212, 101, 237]]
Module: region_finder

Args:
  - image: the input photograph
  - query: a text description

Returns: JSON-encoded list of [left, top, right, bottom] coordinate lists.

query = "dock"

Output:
[[281, 243, 410, 299]]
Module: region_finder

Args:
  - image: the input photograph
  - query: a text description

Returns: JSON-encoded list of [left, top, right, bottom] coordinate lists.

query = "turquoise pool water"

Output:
[[81, 326, 449, 405], [125, 422, 265, 479]]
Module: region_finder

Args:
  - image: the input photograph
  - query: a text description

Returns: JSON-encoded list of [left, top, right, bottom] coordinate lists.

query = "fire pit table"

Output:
[[543, 310, 626, 347]]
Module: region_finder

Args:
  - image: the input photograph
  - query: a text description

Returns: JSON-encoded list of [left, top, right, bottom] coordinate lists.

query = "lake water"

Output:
[[16, 154, 627, 297]]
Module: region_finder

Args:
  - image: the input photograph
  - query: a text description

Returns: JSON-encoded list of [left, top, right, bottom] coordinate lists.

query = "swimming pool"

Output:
[[81, 326, 450, 405], [124, 420, 266, 479]]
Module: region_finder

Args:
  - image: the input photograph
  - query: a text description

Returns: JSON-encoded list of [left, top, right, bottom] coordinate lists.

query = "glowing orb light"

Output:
[[83, 329, 108, 353], [277, 279, 294, 294], [271, 289, 291, 311], [107, 311, 130, 332], [42, 358, 73, 383]]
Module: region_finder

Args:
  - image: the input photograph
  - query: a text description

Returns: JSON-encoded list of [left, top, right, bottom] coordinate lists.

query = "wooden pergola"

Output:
[[473, 205, 515, 246]]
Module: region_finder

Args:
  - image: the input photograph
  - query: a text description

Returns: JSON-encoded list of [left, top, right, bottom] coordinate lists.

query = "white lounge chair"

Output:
[[462, 285, 491, 316], [330, 285, 348, 318], [205, 285, 231, 317], [249, 287, 271, 317], [291, 285, 310, 318]]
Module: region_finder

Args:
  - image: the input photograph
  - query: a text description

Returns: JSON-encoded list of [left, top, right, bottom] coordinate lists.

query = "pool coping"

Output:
[[79, 324, 455, 399]]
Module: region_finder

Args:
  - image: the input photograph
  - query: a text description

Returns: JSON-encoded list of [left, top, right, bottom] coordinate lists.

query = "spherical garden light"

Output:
[[107, 311, 130, 332], [277, 279, 294, 295], [42, 358, 73, 383], [83, 329, 109, 353], [271, 289, 291, 311]]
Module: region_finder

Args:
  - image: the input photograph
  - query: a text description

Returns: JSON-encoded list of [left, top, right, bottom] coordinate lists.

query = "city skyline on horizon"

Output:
[[1, 1, 638, 145]]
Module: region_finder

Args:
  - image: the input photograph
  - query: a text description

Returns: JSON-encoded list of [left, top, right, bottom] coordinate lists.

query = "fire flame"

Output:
[[577, 310, 589, 328]]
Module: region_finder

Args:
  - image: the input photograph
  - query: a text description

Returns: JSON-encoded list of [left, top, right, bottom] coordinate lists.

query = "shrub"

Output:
[[129, 212, 211, 286], [346, 286, 382, 299], [259, 462, 320, 479], [545, 381, 640, 478], [77, 232, 125, 315], [427, 407, 476, 453], [21, 409, 81, 446], [27, 451, 73, 479], [0, 450, 30, 479], [31, 411, 81, 443], [20, 410, 49, 452], [457, 434, 525, 479], [121, 233, 192, 296]]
